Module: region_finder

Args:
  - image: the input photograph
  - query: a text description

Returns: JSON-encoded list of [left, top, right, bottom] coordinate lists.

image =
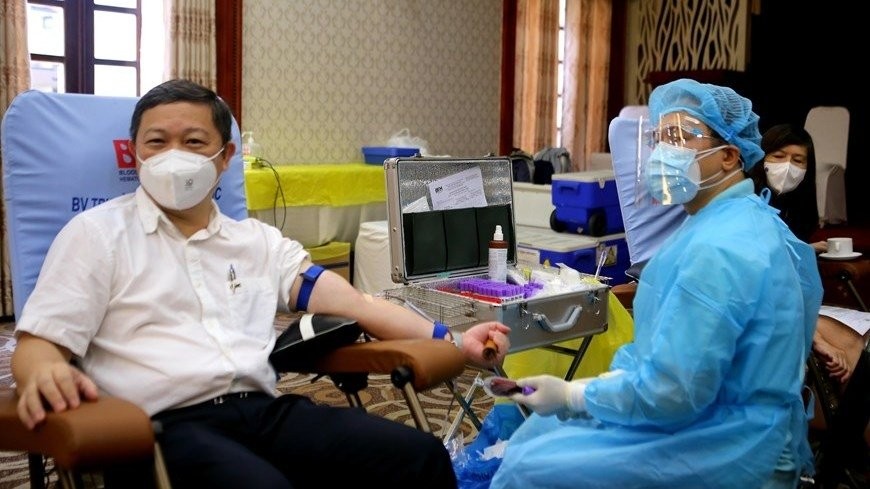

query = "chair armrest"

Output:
[[818, 257, 870, 282], [610, 282, 637, 310], [817, 257, 870, 310], [0, 388, 154, 471], [305, 339, 467, 392]]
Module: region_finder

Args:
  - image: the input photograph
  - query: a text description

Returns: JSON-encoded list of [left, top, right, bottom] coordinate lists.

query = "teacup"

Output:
[[826, 237, 853, 256]]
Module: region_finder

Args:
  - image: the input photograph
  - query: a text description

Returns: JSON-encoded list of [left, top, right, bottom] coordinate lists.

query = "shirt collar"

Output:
[[135, 187, 223, 236], [717, 178, 753, 200]]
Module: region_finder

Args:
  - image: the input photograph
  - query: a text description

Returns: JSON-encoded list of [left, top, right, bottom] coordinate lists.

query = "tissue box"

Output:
[[361, 146, 419, 165]]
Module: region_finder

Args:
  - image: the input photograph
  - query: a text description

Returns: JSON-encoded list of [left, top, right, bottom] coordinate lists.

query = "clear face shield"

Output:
[[635, 113, 726, 206]]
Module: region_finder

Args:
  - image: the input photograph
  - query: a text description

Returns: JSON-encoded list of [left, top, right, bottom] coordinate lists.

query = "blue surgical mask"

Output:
[[644, 143, 728, 205]]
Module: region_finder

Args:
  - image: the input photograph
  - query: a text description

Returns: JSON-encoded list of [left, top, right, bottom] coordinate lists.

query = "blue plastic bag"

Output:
[[454, 403, 526, 489]]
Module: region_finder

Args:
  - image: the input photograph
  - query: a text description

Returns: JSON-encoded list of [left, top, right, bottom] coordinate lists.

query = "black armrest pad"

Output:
[[269, 314, 362, 373]]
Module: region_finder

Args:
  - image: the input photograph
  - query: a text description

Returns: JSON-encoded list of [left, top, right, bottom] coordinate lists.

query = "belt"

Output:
[[210, 391, 266, 405]]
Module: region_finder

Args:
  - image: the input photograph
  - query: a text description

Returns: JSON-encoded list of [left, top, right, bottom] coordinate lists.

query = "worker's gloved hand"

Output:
[[509, 375, 572, 417]]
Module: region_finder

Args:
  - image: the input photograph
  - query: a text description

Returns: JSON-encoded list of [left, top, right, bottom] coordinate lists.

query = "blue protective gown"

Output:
[[491, 180, 822, 489]]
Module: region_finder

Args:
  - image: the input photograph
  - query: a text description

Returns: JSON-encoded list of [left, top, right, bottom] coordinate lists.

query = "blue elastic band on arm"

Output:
[[296, 265, 326, 311], [432, 321, 449, 340]]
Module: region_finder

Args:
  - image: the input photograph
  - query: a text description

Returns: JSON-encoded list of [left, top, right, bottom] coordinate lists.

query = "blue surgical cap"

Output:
[[648, 78, 763, 170]]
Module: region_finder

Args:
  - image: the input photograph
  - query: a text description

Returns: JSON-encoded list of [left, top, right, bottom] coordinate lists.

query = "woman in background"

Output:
[[750, 123, 825, 252], [752, 125, 868, 488]]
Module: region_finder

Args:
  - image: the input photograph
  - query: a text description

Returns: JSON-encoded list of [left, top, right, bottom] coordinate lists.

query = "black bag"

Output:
[[532, 160, 554, 184], [269, 314, 362, 373], [509, 148, 533, 182]]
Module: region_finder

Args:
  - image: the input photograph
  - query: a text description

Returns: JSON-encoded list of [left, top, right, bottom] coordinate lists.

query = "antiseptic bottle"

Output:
[[488, 225, 508, 283]]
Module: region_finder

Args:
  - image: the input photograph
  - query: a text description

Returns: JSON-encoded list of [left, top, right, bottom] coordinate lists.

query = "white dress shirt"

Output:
[[16, 187, 309, 415]]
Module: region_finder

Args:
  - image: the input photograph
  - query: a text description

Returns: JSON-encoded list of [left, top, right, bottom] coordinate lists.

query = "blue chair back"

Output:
[[1, 90, 248, 319], [608, 115, 687, 268]]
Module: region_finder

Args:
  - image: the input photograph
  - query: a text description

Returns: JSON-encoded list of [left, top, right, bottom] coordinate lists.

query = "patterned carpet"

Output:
[[0, 317, 495, 488]]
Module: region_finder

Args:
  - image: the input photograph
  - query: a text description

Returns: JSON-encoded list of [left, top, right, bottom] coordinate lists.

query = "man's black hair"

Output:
[[130, 79, 233, 144]]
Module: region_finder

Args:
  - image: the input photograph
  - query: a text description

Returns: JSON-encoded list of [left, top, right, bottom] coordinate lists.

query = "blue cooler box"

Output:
[[516, 226, 631, 285], [361, 146, 419, 164], [551, 170, 624, 237], [596, 233, 630, 285]]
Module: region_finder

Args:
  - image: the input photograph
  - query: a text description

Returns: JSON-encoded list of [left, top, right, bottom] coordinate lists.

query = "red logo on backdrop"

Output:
[[113, 140, 135, 169]]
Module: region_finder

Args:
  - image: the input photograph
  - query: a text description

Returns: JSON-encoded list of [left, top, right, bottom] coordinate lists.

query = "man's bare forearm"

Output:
[[11, 333, 72, 392]]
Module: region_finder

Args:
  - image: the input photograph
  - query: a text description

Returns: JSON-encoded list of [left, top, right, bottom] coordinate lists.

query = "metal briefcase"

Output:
[[382, 156, 609, 354]]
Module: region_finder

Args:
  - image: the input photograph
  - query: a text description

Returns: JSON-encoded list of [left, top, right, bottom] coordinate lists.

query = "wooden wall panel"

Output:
[[215, 0, 243, 127]]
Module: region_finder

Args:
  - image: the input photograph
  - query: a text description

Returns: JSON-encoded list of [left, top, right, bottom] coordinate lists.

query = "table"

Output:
[[244, 163, 388, 247]]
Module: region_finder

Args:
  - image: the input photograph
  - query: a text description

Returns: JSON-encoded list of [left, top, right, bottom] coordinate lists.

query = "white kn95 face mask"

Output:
[[137, 148, 223, 210], [763, 160, 806, 195]]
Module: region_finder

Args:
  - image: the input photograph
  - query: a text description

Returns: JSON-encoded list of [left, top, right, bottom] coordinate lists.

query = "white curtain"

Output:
[[560, 0, 611, 171]]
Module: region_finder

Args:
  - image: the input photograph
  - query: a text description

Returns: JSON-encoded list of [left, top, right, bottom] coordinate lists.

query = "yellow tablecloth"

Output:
[[244, 163, 387, 211]]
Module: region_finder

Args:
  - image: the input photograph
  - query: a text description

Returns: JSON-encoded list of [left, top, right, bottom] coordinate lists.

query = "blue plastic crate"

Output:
[[361, 146, 419, 164], [596, 234, 630, 285]]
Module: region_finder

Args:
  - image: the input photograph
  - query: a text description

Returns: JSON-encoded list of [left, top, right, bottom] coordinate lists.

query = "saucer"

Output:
[[819, 251, 863, 260]]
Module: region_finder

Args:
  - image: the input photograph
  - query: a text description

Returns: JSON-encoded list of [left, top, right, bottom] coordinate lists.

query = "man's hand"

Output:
[[460, 321, 511, 367], [16, 362, 99, 430], [814, 343, 853, 384], [813, 329, 855, 384]]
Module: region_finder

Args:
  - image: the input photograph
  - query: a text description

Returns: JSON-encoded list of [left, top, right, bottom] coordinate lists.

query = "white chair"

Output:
[[805, 106, 850, 226]]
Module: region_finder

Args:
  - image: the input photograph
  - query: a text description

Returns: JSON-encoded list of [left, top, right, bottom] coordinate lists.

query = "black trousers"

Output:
[[105, 392, 457, 489]]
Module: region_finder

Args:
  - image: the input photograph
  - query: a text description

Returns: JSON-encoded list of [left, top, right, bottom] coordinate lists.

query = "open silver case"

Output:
[[382, 156, 610, 356]]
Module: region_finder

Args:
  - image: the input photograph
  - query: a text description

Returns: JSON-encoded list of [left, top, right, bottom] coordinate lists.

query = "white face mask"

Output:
[[137, 148, 223, 210], [763, 161, 806, 194]]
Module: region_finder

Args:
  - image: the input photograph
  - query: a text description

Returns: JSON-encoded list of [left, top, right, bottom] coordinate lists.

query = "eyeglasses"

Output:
[[643, 124, 719, 149]]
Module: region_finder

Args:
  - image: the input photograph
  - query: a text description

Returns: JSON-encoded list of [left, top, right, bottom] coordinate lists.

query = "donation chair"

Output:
[[0, 91, 465, 488], [607, 114, 687, 310]]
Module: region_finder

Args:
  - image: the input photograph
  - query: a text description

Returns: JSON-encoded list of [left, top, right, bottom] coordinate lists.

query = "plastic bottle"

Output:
[[488, 225, 508, 283], [241, 131, 262, 169]]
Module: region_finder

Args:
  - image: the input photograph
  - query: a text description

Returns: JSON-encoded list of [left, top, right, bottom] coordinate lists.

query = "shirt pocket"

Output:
[[227, 277, 277, 340]]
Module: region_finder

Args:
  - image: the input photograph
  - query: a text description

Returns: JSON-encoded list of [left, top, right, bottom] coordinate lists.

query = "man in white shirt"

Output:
[[11, 79, 510, 488]]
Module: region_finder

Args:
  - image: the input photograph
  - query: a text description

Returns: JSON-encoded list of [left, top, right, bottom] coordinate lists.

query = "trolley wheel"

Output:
[[588, 211, 607, 237], [550, 209, 566, 233]]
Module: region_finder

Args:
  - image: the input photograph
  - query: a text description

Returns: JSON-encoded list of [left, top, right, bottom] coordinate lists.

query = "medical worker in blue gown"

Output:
[[490, 79, 823, 489]]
